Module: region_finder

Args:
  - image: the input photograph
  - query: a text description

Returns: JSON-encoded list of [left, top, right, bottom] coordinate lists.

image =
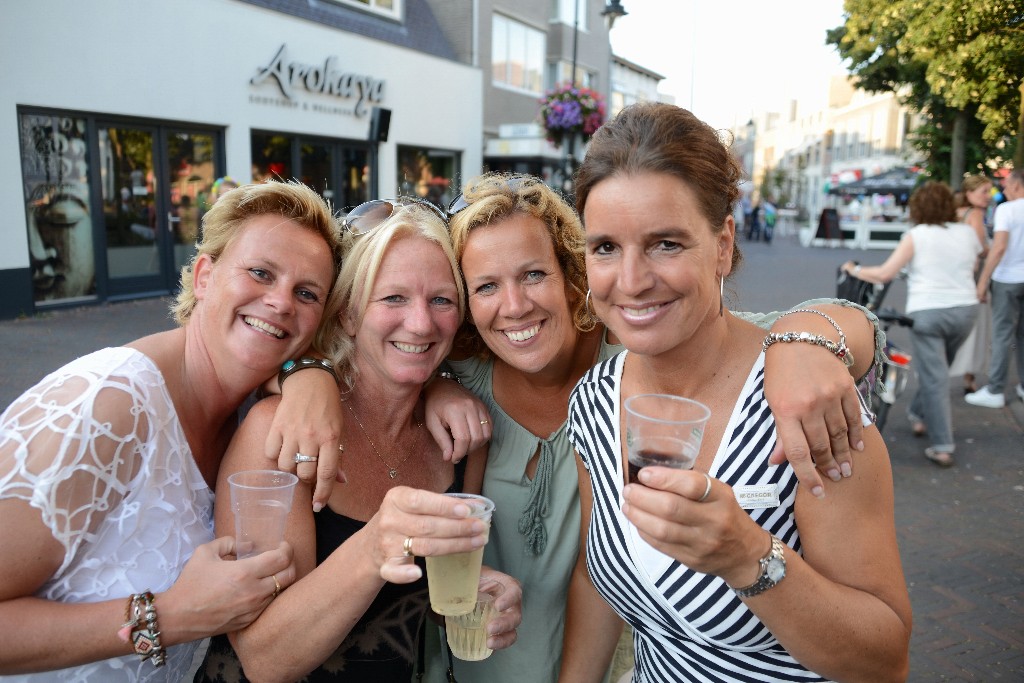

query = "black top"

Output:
[[195, 462, 465, 683]]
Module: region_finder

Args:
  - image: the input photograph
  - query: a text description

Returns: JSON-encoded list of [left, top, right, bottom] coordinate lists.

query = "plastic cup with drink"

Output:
[[426, 493, 495, 616], [227, 469, 299, 559], [445, 579, 505, 661], [625, 394, 711, 484]]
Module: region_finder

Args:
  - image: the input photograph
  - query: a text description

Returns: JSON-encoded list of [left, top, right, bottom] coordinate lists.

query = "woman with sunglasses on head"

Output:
[[0, 181, 341, 681], [561, 103, 911, 682], [195, 201, 521, 683], [411, 173, 885, 683]]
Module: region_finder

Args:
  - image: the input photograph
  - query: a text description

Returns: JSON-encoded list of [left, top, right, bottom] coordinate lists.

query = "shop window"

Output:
[[492, 14, 545, 94], [252, 133, 293, 185], [252, 132, 369, 211], [397, 147, 459, 208], [18, 114, 96, 304]]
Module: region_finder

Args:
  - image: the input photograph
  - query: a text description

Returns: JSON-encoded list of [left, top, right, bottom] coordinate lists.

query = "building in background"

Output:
[[480, 0, 626, 186], [609, 55, 667, 116], [739, 75, 922, 226], [0, 0, 483, 319], [1, 0, 649, 320]]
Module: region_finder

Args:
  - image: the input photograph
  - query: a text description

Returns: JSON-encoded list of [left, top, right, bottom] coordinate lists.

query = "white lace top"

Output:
[[0, 347, 214, 682]]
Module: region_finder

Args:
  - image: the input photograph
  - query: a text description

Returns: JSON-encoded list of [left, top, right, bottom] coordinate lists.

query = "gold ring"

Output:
[[272, 574, 282, 598], [480, 420, 489, 425], [697, 473, 712, 503], [402, 537, 415, 557]]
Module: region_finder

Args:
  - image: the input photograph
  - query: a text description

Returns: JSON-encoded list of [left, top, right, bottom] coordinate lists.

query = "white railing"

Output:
[[802, 213, 908, 250]]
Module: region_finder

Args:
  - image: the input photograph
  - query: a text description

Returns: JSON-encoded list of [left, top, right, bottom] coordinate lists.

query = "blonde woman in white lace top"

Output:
[[0, 181, 342, 681]]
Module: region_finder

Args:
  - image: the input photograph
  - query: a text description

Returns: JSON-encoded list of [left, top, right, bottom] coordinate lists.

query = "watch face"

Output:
[[766, 557, 786, 582]]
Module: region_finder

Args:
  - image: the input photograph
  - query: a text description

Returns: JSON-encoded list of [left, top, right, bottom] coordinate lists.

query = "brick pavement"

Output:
[[1, 233, 1022, 681]]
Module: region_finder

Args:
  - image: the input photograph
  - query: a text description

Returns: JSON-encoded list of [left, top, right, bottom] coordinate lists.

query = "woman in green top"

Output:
[[416, 174, 883, 682]]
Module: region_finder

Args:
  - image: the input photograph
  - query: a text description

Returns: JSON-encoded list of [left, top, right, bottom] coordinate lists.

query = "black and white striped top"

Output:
[[567, 351, 832, 682]]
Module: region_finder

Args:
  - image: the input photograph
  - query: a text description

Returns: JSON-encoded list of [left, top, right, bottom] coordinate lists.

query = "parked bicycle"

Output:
[[871, 308, 914, 431], [836, 265, 913, 432]]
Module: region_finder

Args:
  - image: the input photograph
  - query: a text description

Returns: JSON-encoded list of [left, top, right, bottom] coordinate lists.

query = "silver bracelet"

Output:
[[764, 309, 854, 367]]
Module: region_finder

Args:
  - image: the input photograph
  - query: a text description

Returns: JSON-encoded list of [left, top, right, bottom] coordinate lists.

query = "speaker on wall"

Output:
[[369, 107, 391, 142]]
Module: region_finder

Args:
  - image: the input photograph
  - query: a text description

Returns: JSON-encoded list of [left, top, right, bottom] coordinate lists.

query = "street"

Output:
[[1, 230, 1022, 681]]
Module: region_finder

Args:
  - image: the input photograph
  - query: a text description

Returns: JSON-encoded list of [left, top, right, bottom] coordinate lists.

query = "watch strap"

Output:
[[733, 535, 786, 598]]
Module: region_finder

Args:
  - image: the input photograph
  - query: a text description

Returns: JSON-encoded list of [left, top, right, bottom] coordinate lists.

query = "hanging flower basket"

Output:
[[538, 84, 607, 149]]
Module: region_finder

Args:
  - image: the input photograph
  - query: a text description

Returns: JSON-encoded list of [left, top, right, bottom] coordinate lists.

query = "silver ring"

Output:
[[272, 574, 282, 598], [294, 453, 319, 463], [697, 472, 712, 503], [403, 537, 415, 558]]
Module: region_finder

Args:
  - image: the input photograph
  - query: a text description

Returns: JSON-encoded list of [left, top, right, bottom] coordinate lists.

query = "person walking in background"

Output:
[[965, 168, 1024, 409], [763, 197, 778, 243], [746, 198, 762, 241], [949, 174, 994, 394], [843, 181, 981, 467]]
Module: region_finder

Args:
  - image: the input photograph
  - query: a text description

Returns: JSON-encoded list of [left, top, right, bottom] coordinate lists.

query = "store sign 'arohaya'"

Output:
[[250, 44, 385, 117]]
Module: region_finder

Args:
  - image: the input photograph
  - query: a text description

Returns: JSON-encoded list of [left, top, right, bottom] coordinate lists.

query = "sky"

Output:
[[608, 0, 850, 130]]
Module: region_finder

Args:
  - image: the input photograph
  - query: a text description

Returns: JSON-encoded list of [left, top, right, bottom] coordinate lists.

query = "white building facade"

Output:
[[1, 0, 482, 318]]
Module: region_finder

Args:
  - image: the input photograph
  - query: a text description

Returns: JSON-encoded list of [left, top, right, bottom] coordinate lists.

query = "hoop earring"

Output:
[[719, 276, 724, 317], [585, 289, 594, 317]]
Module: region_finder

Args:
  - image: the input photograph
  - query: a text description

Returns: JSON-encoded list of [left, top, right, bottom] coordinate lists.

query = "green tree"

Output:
[[829, 0, 1023, 180]]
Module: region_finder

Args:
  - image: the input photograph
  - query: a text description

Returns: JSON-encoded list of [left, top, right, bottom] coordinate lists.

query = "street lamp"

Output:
[[564, 1, 627, 196], [572, 1, 629, 88], [601, 0, 628, 29]]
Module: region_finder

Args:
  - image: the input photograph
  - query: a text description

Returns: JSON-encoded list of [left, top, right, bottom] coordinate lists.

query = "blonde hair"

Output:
[[172, 181, 343, 346], [321, 204, 464, 389], [448, 173, 595, 358], [957, 174, 992, 208]]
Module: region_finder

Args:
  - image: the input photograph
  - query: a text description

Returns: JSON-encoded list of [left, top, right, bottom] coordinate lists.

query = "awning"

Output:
[[828, 166, 924, 196]]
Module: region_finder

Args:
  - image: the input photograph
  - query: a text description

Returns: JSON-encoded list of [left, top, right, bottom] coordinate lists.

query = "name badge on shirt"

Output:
[[733, 484, 780, 509]]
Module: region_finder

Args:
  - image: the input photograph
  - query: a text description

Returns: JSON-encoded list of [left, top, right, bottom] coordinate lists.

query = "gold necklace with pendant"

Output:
[[345, 401, 417, 479]]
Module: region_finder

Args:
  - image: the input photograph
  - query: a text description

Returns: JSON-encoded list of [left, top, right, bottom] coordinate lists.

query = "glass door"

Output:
[[98, 125, 162, 294], [98, 124, 223, 296], [166, 131, 217, 276]]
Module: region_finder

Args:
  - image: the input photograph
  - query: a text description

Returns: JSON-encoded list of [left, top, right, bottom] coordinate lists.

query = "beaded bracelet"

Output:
[[279, 357, 340, 389], [437, 370, 463, 386], [763, 309, 854, 367], [117, 591, 166, 668]]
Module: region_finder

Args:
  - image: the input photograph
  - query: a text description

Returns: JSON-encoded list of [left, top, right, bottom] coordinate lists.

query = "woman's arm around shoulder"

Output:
[[262, 364, 346, 510], [760, 300, 881, 495]]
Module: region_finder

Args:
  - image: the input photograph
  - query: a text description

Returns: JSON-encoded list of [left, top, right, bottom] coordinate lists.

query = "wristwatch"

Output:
[[733, 535, 787, 598]]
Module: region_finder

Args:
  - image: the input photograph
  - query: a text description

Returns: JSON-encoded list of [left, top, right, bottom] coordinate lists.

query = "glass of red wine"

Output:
[[625, 394, 711, 485]]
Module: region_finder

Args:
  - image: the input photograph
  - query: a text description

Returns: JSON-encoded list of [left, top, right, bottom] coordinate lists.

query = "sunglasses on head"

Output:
[[447, 175, 531, 216], [340, 197, 448, 235]]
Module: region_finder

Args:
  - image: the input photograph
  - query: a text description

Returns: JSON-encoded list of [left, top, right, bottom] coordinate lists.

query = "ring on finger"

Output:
[[272, 574, 282, 598], [294, 452, 319, 464], [696, 472, 712, 503], [403, 537, 415, 558], [480, 419, 489, 425]]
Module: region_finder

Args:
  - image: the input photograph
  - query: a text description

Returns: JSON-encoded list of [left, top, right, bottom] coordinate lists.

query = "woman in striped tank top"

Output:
[[560, 103, 912, 683]]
